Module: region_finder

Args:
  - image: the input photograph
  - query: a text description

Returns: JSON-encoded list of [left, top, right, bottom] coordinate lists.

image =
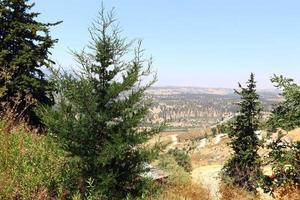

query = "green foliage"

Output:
[[157, 154, 190, 186], [204, 132, 208, 139], [215, 121, 233, 134], [167, 148, 192, 172], [267, 75, 300, 131], [0, 0, 60, 128], [39, 6, 161, 199], [262, 75, 300, 196], [211, 127, 217, 136], [261, 132, 300, 196], [0, 122, 65, 199], [222, 73, 263, 192]]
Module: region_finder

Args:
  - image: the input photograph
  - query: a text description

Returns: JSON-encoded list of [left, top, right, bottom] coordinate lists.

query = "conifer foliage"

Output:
[[40, 7, 160, 199], [0, 0, 60, 127], [222, 73, 262, 192]]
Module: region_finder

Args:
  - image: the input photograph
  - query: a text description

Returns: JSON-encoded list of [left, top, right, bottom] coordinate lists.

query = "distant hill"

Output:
[[148, 86, 279, 97], [145, 86, 281, 129], [147, 86, 234, 96]]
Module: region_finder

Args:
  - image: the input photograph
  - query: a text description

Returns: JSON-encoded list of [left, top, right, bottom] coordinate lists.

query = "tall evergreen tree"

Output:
[[40, 7, 160, 199], [0, 0, 60, 127], [222, 73, 262, 192]]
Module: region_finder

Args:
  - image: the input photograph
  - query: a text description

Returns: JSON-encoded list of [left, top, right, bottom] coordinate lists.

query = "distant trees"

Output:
[[222, 73, 262, 192], [40, 7, 160, 199], [0, 0, 60, 128], [211, 122, 233, 135]]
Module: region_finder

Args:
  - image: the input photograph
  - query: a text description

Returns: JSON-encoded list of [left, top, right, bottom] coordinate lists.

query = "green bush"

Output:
[[0, 122, 65, 199], [267, 75, 300, 131], [261, 132, 300, 196], [158, 154, 190, 186], [167, 148, 192, 172]]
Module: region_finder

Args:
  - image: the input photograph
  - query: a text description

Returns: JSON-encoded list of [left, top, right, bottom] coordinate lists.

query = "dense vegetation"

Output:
[[261, 75, 300, 197], [267, 75, 300, 131], [0, 0, 60, 128], [0, 122, 65, 199], [167, 148, 192, 172], [0, 1, 300, 200]]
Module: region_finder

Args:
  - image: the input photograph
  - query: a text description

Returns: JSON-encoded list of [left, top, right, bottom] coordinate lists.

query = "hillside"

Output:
[[146, 87, 281, 129]]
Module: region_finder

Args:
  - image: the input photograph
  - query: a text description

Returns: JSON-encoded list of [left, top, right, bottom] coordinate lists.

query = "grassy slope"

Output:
[[0, 122, 65, 199]]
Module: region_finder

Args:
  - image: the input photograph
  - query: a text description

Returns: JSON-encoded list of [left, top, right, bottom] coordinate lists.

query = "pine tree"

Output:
[[222, 73, 262, 192], [0, 0, 60, 128], [39, 7, 161, 199]]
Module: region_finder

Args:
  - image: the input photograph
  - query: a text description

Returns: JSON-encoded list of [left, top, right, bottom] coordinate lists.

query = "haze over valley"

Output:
[[146, 86, 281, 130]]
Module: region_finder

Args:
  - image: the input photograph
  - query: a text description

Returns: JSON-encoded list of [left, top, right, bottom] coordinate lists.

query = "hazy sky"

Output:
[[34, 0, 300, 89]]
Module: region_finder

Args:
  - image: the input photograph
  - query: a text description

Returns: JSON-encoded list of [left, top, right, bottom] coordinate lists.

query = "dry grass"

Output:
[[286, 128, 300, 142], [219, 183, 300, 200], [154, 182, 211, 200], [191, 138, 231, 167], [151, 154, 211, 200], [272, 185, 300, 200], [219, 183, 261, 200], [0, 122, 65, 199], [177, 128, 211, 142], [147, 131, 175, 147]]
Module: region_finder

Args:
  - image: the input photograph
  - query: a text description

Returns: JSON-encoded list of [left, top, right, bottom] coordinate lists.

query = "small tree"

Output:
[[0, 0, 60, 128], [261, 133, 300, 196], [267, 75, 300, 131], [261, 75, 300, 196], [222, 73, 262, 192], [40, 7, 160, 199]]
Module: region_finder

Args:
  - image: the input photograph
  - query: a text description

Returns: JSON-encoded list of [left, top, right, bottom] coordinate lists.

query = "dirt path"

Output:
[[192, 165, 273, 200], [192, 165, 222, 200]]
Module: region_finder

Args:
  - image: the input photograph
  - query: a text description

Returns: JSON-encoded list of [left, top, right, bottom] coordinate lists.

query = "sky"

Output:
[[34, 0, 300, 89]]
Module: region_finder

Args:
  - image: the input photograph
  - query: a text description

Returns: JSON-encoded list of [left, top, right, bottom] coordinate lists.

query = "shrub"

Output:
[[158, 154, 190, 186], [262, 75, 300, 198], [267, 75, 300, 131], [0, 121, 65, 199], [219, 182, 260, 200], [275, 185, 300, 200], [155, 154, 210, 200], [167, 148, 192, 172], [261, 132, 300, 198]]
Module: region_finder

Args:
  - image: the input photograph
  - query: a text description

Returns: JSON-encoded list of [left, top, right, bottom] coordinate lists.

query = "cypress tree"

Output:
[[222, 73, 262, 192], [40, 7, 161, 199], [0, 0, 60, 128]]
